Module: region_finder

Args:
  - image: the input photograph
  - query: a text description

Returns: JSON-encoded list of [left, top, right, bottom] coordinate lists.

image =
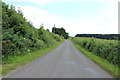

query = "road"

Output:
[[5, 40, 112, 78]]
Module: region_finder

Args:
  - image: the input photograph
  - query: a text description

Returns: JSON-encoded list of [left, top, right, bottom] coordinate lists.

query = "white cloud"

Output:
[[15, 6, 64, 30], [14, 0, 118, 36], [30, 0, 51, 5], [61, 16, 117, 36]]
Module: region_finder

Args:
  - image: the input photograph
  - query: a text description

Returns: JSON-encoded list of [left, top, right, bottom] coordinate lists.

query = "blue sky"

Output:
[[3, 0, 119, 36]]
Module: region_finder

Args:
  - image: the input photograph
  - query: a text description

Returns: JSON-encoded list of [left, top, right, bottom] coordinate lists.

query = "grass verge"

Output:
[[2, 41, 64, 77], [71, 41, 119, 78], [0, 64, 2, 78]]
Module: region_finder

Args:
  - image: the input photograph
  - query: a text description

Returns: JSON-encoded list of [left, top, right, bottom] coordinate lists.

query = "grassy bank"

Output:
[[2, 2, 65, 77], [0, 64, 1, 78], [71, 40, 119, 78], [2, 41, 64, 76]]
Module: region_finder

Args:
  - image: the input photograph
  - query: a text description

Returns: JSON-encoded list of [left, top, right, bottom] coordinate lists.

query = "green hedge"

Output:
[[72, 37, 119, 65], [2, 2, 64, 63]]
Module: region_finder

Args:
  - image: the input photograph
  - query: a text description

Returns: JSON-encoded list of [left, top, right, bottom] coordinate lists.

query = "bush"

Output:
[[72, 37, 119, 65], [2, 2, 64, 63]]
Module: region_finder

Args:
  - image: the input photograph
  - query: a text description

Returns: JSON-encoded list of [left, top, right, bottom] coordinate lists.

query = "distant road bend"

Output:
[[5, 40, 112, 78]]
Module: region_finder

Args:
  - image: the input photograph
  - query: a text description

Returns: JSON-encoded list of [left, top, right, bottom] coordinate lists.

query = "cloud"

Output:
[[14, 0, 118, 36], [15, 6, 64, 30], [30, 0, 51, 5], [62, 16, 117, 36]]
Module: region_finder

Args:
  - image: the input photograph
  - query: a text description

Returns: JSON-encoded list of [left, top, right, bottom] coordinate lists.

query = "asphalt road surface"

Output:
[[5, 40, 112, 78]]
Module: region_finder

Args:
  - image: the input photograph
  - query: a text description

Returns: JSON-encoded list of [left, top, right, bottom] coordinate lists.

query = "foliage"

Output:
[[2, 41, 63, 76], [71, 37, 119, 66], [72, 41, 119, 78], [2, 2, 64, 63], [52, 27, 69, 39], [75, 34, 119, 40]]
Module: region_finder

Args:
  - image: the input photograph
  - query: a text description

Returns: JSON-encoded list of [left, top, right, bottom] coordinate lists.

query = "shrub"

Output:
[[72, 37, 119, 65], [2, 2, 64, 63]]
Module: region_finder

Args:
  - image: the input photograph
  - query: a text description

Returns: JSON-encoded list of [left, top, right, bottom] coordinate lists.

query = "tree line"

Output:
[[52, 26, 69, 39], [75, 34, 119, 40]]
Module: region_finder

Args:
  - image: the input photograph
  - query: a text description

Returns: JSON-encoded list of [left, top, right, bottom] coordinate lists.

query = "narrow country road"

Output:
[[5, 40, 112, 78]]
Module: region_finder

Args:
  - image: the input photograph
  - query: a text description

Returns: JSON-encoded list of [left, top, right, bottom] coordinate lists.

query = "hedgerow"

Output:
[[2, 2, 64, 63], [72, 37, 119, 65]]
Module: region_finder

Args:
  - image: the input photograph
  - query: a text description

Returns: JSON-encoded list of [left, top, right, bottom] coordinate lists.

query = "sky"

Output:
[[3, 0, 119, 36]]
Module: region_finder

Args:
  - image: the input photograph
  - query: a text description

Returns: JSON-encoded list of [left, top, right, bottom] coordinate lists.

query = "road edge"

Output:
[[71, 40, 119, 78]]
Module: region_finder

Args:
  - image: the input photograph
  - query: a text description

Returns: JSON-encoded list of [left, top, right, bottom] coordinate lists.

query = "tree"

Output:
[[46, 29, 49, 32], [52, 27, 69, 39]]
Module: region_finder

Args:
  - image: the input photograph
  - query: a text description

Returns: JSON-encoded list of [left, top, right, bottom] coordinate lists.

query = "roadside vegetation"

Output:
[[71, 37, 119, 78], [52, 26, 69, 39], [2, 1, 119, 78], [0, 65, 1, 77], [2, 2, 64, 76], [2, 42, 63, 76]]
